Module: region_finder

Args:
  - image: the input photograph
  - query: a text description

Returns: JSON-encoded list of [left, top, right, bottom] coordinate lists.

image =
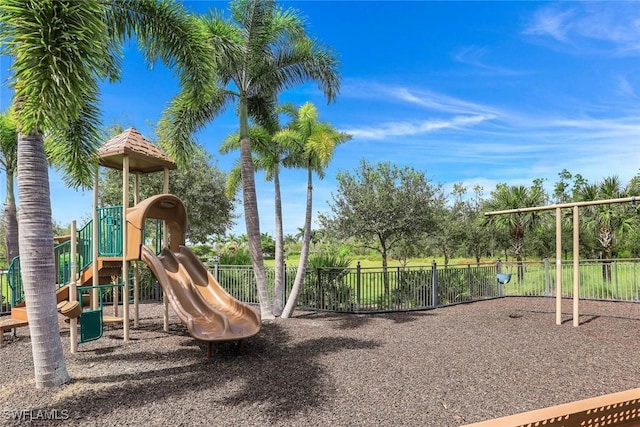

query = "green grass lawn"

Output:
[[1, 274, 9, 304], [275, 254, 493, 269]]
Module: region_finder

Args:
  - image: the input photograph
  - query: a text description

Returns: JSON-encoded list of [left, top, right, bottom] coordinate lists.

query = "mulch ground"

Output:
[[1, 297, 639, 426]]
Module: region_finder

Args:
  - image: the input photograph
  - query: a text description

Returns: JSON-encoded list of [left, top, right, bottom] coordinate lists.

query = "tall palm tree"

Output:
[[159, 0, 340, 319], [0, 110, 18, 264], [484, 183, 546, 282], [220, 124, 290, 315], [575, 176, 633, 281], [279, 102, 350, 318], [0, 0, 213, 388]]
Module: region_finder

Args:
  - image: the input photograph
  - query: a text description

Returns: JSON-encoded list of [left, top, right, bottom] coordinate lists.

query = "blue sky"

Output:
[[1, 1, 640, 238]]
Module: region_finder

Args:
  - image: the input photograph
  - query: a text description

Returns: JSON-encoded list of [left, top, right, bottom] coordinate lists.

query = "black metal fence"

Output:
[[215, 261, 500, 313], [215, 258, 640, 312], [3, 258, 639, 316]]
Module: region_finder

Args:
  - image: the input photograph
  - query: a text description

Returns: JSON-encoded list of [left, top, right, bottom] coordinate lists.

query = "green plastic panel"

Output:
[[79, 309, 103, 343]]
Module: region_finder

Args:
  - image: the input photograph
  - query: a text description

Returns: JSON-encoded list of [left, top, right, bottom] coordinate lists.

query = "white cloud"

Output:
[[523, 7, 574, 42], [342, 115, 495, 140], [453, 46, 526, 76], [524, 4, 640, 55], [616, 75, 638, 98], [342, 80, 501, 117], [386, 86, 500, 117]]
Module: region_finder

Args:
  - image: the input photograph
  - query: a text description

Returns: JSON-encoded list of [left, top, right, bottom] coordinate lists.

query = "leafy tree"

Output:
[[0, 110, 18, 264], [553, 169, 571, 204], [159, 0, 340, 319], [443, 183, 492, 265], [99, 144, 235, 244], [550, 169, 579, 259], [431, 183, 468, 265], [0, 0, 213, 388], [389, 236, 424, 268], [463, 185, 493, 264], [260, 232, 276, 259], [484, 182, 547, 281], [279, 102, 350, 318], [319, 160, 445, 293]]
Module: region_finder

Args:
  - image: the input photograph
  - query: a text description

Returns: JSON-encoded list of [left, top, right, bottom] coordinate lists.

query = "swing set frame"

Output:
[[485, 196, 639, 327]]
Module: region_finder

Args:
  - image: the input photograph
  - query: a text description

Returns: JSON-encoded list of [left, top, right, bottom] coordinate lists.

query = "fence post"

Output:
[[634, 257, 639, 302], [467, 264, 472, 299], [356, 262, 361, 312], [544, 257, 550, 297], [496, 259, 502, 297], [431, 260, 438, 307]]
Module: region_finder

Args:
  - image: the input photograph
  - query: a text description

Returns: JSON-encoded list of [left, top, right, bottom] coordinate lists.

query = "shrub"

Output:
[[219, 248, 251, 265], [300, 253, 353, 310]]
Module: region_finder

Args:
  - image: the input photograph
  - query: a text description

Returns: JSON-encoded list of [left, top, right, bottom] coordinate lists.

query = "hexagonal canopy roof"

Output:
[[98, 127, 177, 173]]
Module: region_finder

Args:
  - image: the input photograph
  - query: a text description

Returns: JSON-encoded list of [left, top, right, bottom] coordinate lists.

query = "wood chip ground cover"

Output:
[[1, 297, 638, 426]]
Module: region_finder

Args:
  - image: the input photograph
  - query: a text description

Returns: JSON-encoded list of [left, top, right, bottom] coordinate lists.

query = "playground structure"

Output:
[[0, 128, 260, 353], [485, 196, 640, 327]]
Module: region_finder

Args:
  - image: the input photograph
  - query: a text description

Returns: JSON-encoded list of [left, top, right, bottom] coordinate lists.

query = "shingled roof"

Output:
[[98, 127, 177, 173]]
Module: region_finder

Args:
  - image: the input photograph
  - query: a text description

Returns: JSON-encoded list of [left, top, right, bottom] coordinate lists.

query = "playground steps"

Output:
[[10, 306, 28, 321], [0, 317, 29, 347], [103, 315, 123, 324], [9, 284, 72, 322], [79, 257, 124, 286]]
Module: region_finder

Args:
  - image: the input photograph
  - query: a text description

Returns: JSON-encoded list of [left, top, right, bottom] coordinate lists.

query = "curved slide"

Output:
[[140, 245, 261, 342]]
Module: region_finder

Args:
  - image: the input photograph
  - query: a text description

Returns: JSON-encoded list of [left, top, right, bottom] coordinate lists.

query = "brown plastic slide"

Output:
[[140, 245, 261, 342]]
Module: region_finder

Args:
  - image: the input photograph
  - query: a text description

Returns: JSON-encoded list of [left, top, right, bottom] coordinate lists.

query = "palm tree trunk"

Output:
[[17, 132, 70, 388], [239, 100, 273, 319], [272, 162, 284, 316], [5, 165, 18, 263], [281, 167, 313, 318]]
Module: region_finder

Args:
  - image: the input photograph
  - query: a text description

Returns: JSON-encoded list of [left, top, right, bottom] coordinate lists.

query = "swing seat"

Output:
[[496, 273, 512, 284]]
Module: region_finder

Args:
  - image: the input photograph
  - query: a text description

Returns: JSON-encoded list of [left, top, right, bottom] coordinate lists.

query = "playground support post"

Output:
[[573, 205, 579, 327], [70, 220, 78, 353], [162, 167, 169, 332], [133, 172, 140, 328], [122, 155, 130, 342], [92, 170, 99, 309], [555, 207, 562, 325]]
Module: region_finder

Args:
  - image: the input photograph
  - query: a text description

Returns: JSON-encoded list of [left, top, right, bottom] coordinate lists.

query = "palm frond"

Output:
[[0, 0, 112, 134], [158, 86, 234, 166], [220, 131, 242, 154], [107, 0, 217, 104], [225, 160, 242, 199], [0, 111, 17, 171], [45, 98, 102, 189], [270, 37, 340, 103]]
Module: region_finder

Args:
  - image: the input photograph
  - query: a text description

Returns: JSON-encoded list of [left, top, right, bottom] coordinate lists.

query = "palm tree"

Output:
[[220, 124, 290, 315], [0, 0, 213, 388], [575, 176, 633, 281], [159, 0, 340, 319], [484, 183, 546, 282], [280, 102, 350, 318], [0, 110, 18, 264]]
